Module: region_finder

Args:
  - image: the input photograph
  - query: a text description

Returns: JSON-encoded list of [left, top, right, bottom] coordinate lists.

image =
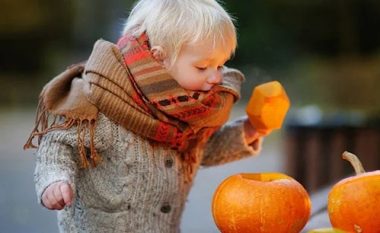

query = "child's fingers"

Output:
[[42, 182, 65, 210], [52, 183, 66, 207], [41, 192, 53, 209], [43, 189, 64, 210], [59, 182, 73, 206], [244, 118, 270, 140], [42, 185, 54, 209], [243, 120, 260, 141]]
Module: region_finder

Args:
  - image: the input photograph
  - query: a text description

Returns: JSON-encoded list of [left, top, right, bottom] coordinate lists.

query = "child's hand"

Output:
[[243, 118, 270, 145], [42, 181, 73, 210]]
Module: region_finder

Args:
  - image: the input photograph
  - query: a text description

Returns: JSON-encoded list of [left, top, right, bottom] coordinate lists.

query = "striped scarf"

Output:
[[24, 34, 242, 169]]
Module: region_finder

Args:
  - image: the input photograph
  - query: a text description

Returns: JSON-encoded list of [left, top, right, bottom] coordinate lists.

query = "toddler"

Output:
[[25, 0, 264, 232]]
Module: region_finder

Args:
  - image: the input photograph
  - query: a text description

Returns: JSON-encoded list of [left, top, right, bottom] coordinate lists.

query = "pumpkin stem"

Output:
[[342, 151, 366, 175]]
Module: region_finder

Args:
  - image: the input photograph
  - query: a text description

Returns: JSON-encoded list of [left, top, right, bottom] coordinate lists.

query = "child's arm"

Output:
[[34, 113, 115, 210], [201, 116, 263, 166], [201, 80, 290, 166], [34, 130, 78, 210]]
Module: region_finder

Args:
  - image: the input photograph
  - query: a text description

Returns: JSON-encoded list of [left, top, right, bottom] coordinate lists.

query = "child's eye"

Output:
[[196, 67, 207, 71]]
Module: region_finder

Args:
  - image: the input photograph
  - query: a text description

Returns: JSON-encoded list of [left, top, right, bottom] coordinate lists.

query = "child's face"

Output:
[[163, 40, 232, 91]]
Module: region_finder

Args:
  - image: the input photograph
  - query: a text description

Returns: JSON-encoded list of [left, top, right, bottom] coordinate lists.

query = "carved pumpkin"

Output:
[[212, 173, 311, 233], [328, 151, 380, 233]]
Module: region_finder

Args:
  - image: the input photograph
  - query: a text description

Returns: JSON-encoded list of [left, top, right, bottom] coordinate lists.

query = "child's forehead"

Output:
[[187, 37, 234, 49], [186, 39, 234, 54], [182, 39, 233, 59]]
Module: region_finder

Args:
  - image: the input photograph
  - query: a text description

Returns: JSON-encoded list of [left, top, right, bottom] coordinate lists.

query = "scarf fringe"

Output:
[[24, 97, 101, 169]]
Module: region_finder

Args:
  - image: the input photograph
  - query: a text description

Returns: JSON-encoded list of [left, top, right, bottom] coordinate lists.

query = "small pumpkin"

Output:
[[328, 151, 380, 233], [212, 173, 311, 233]]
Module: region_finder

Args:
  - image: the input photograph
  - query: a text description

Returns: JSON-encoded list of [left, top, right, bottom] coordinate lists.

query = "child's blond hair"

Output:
[[123, 0, 237, 66]]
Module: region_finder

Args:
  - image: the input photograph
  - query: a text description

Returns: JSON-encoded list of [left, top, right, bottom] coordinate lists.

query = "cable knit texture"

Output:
[[34, 113, 261, 233]]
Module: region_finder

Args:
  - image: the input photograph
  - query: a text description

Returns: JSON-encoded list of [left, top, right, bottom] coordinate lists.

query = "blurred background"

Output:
[[1, 0, 379, 232]]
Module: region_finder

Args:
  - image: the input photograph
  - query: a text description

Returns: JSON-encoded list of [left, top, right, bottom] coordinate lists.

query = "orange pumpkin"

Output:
[[212, 173, 311, 233], [328, 151, 380, 233], [307, 228, 346, 233]]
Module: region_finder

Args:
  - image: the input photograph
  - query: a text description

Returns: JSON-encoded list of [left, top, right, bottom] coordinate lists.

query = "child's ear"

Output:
[[151, 46, 167, 64]]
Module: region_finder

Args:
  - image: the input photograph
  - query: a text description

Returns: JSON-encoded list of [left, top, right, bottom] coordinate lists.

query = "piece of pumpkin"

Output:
[[246, 81, 290, 134], [328, 151, 380, 233]]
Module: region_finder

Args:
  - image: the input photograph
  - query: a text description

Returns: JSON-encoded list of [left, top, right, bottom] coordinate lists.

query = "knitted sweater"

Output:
[[35, 113, 261, 233]]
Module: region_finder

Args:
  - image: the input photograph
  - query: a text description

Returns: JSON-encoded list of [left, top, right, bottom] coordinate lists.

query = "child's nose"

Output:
[[208, 70, 222, 84]]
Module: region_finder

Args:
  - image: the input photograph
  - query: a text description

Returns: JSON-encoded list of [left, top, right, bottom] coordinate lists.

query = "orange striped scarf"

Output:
[[24, 34, 242, 169]]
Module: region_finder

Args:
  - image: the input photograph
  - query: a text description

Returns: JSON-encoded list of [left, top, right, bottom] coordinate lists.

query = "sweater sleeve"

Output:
[[201, 116, 263, 167], [34, 132, 77, 205], [34, 113, 115, 205]]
